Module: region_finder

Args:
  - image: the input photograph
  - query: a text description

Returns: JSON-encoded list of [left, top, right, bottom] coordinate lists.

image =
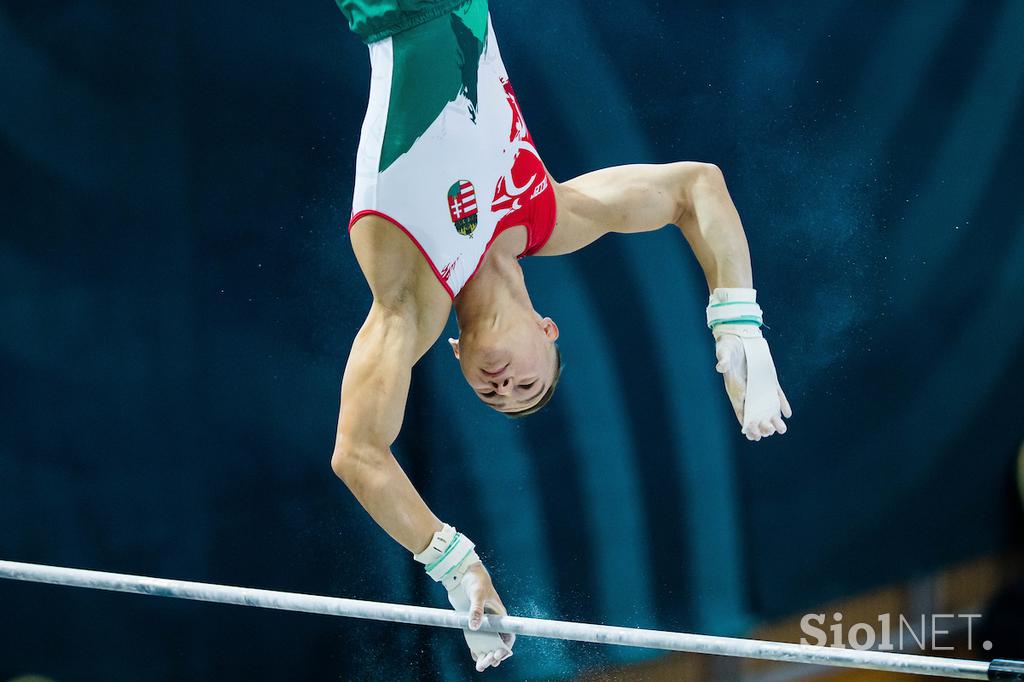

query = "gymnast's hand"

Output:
[[715, 333, 792, 441], [447, 560, 515, 671]]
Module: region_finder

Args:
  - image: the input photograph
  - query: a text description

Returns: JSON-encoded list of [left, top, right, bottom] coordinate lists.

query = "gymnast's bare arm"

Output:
[[541, 162, 751, 288], [330, 215, 453, 552], [332, 215, 516, 670], [541, 162, 792, 437]]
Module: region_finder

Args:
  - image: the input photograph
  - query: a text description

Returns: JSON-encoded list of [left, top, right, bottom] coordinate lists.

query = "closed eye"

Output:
[[520, 381, 537, 390]]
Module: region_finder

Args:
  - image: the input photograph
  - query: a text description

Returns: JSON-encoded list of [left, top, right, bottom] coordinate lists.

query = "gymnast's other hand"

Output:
[[715, 333, 792, 440], [447, 560, 515, 671]]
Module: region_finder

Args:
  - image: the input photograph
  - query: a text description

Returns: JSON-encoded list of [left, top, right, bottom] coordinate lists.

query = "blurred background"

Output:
[[1, 0, 1023, 680]]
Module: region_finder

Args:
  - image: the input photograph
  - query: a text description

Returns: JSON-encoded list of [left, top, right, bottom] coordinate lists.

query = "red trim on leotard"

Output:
[[347, 74, 559, 299], [461, 172, 559, 288], [519, 173, 558, 257], [348, 209, 456, 300], [348, 173, 557, 300]]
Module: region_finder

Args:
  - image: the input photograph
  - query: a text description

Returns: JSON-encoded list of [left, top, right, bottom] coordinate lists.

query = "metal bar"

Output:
[[0, 560, 995, 679]]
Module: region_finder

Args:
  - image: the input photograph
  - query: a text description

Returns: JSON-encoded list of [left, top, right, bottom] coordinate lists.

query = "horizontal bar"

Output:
[[0, 560, 998, 679]]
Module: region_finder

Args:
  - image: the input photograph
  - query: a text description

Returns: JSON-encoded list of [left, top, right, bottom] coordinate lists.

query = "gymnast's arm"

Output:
[[330, 296, 449, 553], [331, 266, 516, 668], [541, 162, 791, 438], [540, 162, 750, 290]]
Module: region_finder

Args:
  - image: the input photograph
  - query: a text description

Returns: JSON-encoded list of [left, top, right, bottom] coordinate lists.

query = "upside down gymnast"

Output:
[[331, 0, 792, 671]]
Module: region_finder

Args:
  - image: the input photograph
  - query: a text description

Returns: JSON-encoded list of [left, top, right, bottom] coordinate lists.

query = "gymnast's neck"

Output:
[[454, 228, 534, 329]]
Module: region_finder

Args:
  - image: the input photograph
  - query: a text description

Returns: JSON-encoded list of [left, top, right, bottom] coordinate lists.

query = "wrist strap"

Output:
[[706, 287, 764, 331], [413, 524, 480, 590]]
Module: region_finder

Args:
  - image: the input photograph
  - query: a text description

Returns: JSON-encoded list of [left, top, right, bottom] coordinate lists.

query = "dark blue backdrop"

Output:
[[2, 1, 1022, 680]]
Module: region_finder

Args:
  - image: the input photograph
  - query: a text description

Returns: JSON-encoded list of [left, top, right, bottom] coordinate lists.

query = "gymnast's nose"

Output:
[[492, 376, 514, 396]]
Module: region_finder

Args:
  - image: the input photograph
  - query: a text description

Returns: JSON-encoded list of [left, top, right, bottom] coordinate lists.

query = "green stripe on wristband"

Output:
[[425, 534, 462, 574], [709, 317, 763, 329], [439, 547, 475, 582], [709, 301, 756, 308]]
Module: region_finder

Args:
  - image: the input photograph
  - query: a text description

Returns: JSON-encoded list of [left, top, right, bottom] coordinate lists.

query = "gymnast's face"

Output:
[[449, 316, 559, 414]]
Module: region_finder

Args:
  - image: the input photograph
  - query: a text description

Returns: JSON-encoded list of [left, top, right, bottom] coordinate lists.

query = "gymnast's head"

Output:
[[448, 311, 562, 416]]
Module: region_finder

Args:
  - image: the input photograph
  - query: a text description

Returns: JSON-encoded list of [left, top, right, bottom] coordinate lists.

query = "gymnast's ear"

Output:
[[448, 337, 461, 360], [538, 317, 559, 342]]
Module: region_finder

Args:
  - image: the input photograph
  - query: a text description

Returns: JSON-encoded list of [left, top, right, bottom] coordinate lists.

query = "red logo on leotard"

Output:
[[491, 78, 546, 228], [440, 258, 459, 281]]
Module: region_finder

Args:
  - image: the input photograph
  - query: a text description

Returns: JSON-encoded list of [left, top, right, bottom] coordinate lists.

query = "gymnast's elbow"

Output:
[[668, 162, 727, 226], [331, 436, 390, 488], [686, 161, 727, 195], [698, 161, 724, 179]]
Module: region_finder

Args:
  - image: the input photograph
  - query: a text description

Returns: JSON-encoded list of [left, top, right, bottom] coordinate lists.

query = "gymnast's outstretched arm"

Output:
[[331, 298, 447, 553], [542, 162, 792, 439], [333, 216, 515, 670], [541, 162, 750, 288]]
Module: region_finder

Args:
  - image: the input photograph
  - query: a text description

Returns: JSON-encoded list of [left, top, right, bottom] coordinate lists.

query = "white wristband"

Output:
[[706, 287, 763, 332], [413, 524, 480, 591]]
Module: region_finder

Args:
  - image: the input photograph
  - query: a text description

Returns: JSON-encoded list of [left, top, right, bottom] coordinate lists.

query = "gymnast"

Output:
[[331, 0, 791, 671]]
